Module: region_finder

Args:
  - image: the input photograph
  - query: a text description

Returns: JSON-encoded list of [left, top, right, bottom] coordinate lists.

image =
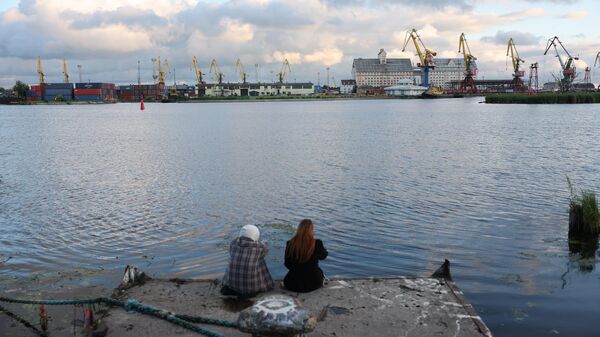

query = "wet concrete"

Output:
[[103, 277, 492, 337]]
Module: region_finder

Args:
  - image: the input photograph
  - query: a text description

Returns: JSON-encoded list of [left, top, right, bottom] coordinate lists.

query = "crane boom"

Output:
[[235, 59, 247, 83], [595, 52, 600, 67], [506, 38, 524, 76], [191, 56, 203, 85], [458, 33, 477, 74], [210, 59, 223, 84], [62, 59, 70, 83], [402, 29, 436, 87], [458, 33, 477, 93], [543, 36, 578, 91], [37, 56, 45, 85], [156, 57, 169, 83], [401, 29, 436, 68], [278, 59, 291, 83]]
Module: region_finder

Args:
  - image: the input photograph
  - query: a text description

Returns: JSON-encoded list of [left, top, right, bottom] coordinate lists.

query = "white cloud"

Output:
[[0, 0, 595, 87], [559, 10, 588, 19]]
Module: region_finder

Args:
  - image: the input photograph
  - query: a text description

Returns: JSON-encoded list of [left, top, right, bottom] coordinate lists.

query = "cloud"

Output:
[[67, 7, 168, 30], [0, 0, 595, 87], [559, 10, 588, 19], [320, 0, 473, 9], [481, 30, 544, 46]]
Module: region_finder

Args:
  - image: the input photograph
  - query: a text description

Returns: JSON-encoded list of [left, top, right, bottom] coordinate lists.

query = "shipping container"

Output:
[[45, 83, 73, 89], [44, 96, 72, 101], [75, 88, 103, 96], [45, 89, 73, 95], [75, 82, 102, 89], [75, 95, 102, 101]]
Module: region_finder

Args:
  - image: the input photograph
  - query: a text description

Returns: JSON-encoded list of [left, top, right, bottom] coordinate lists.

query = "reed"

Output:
[[486, 92, 600, 104], [567, 176, 600, 237]]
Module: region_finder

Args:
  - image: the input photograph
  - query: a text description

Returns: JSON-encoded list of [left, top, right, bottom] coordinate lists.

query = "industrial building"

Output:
[[201, 82, 314, 97], [428, 58, 469, 90], [340, 80, 356, 94], [352, 49, 416, 89]]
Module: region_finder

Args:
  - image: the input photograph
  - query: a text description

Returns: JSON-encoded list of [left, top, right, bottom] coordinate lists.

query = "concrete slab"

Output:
[[103, 277, 492, 337]]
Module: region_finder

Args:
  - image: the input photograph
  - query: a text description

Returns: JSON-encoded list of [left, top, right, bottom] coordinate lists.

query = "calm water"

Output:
[[1, 99, 599, 336]]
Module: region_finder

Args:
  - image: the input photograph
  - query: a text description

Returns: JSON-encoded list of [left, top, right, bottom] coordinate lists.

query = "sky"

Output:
[[0, 0, 599, 87]]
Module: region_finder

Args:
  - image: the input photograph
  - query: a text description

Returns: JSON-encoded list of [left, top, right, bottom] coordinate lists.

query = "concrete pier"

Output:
[[102, 277, 492, 337]]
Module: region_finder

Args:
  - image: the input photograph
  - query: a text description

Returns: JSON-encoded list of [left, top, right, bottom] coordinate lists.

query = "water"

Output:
[[1, 98, 599, 336]]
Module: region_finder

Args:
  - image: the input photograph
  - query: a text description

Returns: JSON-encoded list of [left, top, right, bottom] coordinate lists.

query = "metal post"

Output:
[[77, 65, 82, 83]]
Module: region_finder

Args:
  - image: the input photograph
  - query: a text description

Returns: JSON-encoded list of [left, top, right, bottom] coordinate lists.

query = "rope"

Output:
[[0, 297, 124, 307], [126, 299, 230, 337], [0, 303, 46, 336], [0, 297, 237, 337]]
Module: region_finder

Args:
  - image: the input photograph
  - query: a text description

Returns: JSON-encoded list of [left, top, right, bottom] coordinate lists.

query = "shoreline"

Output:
[[0, 94, 479, 106]]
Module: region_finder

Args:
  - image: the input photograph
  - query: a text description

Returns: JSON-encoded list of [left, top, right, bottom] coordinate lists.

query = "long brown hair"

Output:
[[286, 219, 316, 263]]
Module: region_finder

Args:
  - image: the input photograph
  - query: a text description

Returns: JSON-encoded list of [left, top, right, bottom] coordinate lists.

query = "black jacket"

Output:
[[283, 239, 328, 293]]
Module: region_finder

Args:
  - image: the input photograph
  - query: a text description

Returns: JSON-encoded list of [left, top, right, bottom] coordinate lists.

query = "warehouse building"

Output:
[[352, 50, 475, 91], [352, 49, 416, 89], [340, 80, 356, 95], [202, 83, 314, 97], [428, 58, 470, 90]]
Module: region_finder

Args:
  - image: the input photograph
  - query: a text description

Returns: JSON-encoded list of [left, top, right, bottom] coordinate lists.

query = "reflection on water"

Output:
[[1, 99, 600, 337]]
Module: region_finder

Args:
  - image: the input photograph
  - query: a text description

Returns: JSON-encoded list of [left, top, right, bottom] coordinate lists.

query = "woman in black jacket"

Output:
[[284, 219, 328, 293]]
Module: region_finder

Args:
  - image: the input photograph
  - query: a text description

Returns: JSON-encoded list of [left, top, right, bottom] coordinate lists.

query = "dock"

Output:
[[1, 265, 493, 337]]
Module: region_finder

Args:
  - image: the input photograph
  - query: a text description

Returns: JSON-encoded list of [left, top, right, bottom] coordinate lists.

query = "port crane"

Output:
[[402, 28, 436, 87], [235, 59, 247, 83], [583, 67, 591, 84], [210, 59, 223, 84], [156, 57, 170, 83], [458, 33, 477, 93], [278, 59, 291, 83], [62, 59, 70, 83], [528, 62, 539, 95], [506, 38, 525, 92], [191, 56, 203, 86], [543, 36, 578, 92], [596, 52, 600, 90], [37, 56, 45, 85]]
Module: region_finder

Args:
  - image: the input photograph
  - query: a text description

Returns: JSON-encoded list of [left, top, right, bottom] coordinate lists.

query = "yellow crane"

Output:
[[156, 56, 169, 83], [458, 33, 477, 93], [506, 38, 525, 91], [210, 59, 223, 84], [62, 59, 70, 83], [278, 59, 291, 83], [37, 56, 45, 85], [402, 28, 436, 87], [235, 59, 247, 83], [191, 56, 203, 86]]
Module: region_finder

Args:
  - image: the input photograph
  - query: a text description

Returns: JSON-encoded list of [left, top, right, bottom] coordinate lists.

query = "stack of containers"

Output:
[[117, 85, 135, 102], [102, 83, 116, 100], [44, 83, 73, 101], [117, 84, 161, 101], [75, 82, 103, 101], [74, 83, 116, 101], [28, 84, 44, 101]]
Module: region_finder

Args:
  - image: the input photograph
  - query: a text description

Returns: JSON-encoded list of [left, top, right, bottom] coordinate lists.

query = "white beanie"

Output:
[[239, 225, 260, 241]]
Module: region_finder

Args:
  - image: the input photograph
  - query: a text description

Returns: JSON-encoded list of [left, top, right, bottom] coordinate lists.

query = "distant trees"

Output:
[[13, 80, 29, 99]]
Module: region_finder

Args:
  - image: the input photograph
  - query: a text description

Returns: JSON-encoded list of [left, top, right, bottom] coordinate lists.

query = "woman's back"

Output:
[[284, 239, 328, 292]]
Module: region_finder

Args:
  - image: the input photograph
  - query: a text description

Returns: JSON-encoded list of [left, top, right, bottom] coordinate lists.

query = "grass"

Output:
[[567, 176, 600, 236], [486, 92, 600, 104]]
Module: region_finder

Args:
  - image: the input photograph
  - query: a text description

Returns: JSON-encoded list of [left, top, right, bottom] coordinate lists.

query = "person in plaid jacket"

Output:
[[221, 225, 274, 298]]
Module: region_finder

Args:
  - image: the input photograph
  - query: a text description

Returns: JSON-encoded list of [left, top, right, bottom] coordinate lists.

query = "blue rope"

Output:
[[126, 299, 230, 337], [0, 296, 236, 337]]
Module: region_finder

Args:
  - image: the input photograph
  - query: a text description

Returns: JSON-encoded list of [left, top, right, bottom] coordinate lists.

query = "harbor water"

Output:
[[1, 98, 599, 336]]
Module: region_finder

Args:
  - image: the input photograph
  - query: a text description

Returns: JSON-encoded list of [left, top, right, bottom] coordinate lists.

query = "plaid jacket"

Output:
[[222, 237, 274, 295]]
